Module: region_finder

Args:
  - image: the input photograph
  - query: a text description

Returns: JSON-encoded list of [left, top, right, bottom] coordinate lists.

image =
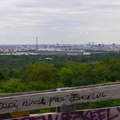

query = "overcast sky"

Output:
[[0, 0, 120, 45]]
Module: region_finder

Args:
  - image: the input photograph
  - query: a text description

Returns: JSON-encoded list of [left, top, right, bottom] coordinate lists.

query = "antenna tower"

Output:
[[36, 37, 38, 51]]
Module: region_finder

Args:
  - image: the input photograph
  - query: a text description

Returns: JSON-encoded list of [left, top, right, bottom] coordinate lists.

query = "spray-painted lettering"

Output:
[[7, 107, 120, 120]]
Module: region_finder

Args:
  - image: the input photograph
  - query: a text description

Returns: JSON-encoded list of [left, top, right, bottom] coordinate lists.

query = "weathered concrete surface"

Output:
[[0, 82, 120, 114]]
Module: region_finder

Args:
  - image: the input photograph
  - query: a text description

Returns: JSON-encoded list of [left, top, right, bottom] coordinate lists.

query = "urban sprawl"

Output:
[[0, 43, 119, 55]]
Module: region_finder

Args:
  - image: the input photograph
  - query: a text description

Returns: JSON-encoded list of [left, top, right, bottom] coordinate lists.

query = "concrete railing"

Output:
[[1, 82, 120, 119]]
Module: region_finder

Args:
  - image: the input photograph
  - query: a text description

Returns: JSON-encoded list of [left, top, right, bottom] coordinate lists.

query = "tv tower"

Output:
[[36, 37, 38, 51]]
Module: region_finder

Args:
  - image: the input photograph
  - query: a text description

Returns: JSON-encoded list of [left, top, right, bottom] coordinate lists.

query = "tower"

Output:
[[36, 37, 38, 51]]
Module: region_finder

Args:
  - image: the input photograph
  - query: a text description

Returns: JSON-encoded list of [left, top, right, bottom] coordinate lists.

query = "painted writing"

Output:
[[0, 90, 109, 114], [70, 92, 107, 102], [49, 97, 65, 106], [0, 100, 18, 110], [8, 107, 120, 120], [22, 98, 46, 106]]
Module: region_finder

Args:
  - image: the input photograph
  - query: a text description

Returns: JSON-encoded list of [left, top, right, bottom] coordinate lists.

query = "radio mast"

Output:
[[36, 37, 38, 51]]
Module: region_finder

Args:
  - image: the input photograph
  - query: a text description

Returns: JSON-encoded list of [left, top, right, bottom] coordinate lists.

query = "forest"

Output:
[[0, 52, 120, 113]]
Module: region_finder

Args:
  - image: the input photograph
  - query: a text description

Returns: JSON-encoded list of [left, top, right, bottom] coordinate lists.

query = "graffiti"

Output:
[[22, 98, 46, 107], [0, 91, 107, 110], [7, 107, 120, 120], [0, 100, 18, 110], [49, 97, 65, 106], [1, 82, 120, 115], [70, 92, 107, 101], [22, 96, 65, 107]]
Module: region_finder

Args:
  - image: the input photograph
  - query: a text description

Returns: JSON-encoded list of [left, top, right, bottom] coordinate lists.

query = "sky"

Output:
[[0, 0, 120, 45]]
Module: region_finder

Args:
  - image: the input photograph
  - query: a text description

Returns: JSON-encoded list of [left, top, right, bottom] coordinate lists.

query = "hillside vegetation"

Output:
[[0, 52, 120, 112]]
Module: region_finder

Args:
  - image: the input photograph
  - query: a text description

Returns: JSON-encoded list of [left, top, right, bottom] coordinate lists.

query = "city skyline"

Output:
[[0, 0, 120, 45]]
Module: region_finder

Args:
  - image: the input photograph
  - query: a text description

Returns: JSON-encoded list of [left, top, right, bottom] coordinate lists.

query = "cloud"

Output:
[[0, 0, 120, 44]]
